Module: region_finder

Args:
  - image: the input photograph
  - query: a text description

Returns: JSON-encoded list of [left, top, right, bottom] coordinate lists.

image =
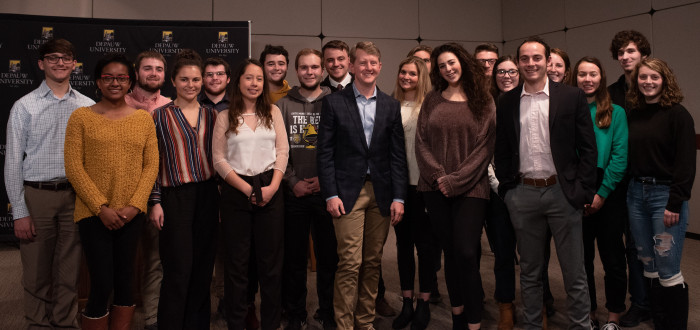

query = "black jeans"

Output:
[[79, 214, 144, 317], [221, 171, 284, 330], [484, 190, 516, 303], [394, 186, 437, 293], [282, 190, 338, 321], [158, 180, 220, 329], [424, 191, 486, 324], [583, 182, 627, 314]]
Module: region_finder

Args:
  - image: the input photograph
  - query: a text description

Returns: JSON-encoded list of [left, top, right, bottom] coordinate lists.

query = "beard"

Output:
[[138, 78, 163, 93], [300, 80, 320, 91], [205, 85, 227, 97]]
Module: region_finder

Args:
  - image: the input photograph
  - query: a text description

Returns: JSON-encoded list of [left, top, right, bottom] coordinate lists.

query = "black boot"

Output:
[[410, 299, 430, 330], [451, 313, 466, 330], [663, 282, 689, 329], [392, 297, 414, 329], [649, 277, 666, 329]]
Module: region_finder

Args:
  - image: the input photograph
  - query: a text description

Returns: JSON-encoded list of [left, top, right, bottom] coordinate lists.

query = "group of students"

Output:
[[5, 28, 695, 330]]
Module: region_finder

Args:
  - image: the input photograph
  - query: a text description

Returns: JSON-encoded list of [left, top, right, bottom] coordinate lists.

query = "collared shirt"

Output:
[[519, 78, 556, 179], [352, 82, 377, 147], [4, 80, 95, 219], [329, 73, 353, 90], [198, 91, 230, 112], [124, 86, 171, 113], [149, 102, 218, 203]]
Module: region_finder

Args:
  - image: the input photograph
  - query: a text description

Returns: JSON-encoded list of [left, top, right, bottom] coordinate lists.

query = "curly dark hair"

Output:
[[610, 30, 651, 60], [226, 59, 272, 135], [627, 58, 683, 110], [430, 43, 493, 121]]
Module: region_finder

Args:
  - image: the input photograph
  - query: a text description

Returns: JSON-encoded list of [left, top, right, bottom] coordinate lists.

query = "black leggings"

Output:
[[79, 214, 144, 317], [423, 191, 486, 324]]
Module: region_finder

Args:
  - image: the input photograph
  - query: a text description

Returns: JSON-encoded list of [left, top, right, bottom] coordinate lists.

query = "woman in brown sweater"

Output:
[[415, 43, 496, 330]]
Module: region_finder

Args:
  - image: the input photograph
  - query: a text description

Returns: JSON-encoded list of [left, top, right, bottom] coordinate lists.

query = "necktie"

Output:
[[337, 84, 343, 91]]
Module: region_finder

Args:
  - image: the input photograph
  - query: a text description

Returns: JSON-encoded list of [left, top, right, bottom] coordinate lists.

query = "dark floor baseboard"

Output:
[[686, 232, 700, 240]]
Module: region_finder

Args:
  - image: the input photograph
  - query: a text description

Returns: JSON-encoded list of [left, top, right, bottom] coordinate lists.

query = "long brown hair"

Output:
[[573, 56, 612, 128], [226, 59, 272, 135], [627, 58, 684, 110], [430, 43, 493, 121], [393, 56, 431, 105]]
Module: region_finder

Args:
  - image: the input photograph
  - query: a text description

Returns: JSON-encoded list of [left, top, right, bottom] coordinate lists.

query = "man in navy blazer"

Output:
[[317, 41, 407, 330], [494, 36, 597, 330]]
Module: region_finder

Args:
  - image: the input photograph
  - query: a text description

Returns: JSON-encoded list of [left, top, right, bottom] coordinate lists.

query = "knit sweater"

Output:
[[415, 91, 496, 199], [64, 107, 159, 222], [590, 102, 628, 198]]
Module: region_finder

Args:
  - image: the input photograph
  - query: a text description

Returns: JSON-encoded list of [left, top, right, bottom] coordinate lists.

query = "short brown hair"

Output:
[[350, 41, 381, 63], [406, 45, 433, 58], [322, 40, 350, 59], [204, 57, 231, 77], [474, 43, 499, 56], [39, 38, 75, 59], [610, 30, 651, 60], [295, 48, 323, 69], [134, 50, 166, 71]]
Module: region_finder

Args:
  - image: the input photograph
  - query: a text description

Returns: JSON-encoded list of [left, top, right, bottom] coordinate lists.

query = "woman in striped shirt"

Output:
[[148, 49, 220, 329]]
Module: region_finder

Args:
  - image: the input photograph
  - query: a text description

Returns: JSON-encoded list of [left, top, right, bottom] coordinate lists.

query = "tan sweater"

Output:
[[415, 91, 496, 199], [64, 107, 159, 222]]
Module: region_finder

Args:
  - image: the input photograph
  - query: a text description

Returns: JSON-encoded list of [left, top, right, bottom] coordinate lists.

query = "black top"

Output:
[[608, 74, 628, 114], [198, 92, 230, 112], [627, 102, 696, 212]]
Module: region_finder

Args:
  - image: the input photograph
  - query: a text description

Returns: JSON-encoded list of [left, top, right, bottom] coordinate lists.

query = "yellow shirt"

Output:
[[64, 107, 159, 222], [269, 80, 291, 104]]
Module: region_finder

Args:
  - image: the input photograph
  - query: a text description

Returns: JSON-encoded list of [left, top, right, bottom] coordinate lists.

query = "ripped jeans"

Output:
[[627, 180, 688, 285]]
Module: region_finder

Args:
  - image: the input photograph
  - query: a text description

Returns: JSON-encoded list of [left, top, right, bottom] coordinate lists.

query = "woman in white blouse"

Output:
[[212, 58, 289, 330]]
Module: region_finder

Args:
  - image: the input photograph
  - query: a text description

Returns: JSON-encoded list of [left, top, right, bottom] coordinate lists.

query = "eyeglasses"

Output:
[[478, 59, 497, 66], [205, 72, 227, 78], [100, 75, 130, 84], [42, 55, 74, 64], [496, 69, 519, 77]]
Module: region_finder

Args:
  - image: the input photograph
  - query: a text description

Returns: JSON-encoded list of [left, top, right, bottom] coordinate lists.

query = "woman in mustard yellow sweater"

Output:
[[64, 53, 159, 330]]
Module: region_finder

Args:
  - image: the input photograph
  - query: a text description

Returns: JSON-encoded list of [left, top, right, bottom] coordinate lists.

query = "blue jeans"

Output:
[[627, 180, 688, 282]]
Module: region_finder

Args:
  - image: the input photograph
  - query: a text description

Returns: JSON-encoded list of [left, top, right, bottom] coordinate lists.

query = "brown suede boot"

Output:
[[81, 312, 109, 330], [109, 305, 135, 330], [497, 302, 514, 330]]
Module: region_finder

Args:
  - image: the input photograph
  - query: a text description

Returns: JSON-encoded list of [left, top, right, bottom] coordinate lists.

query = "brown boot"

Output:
[[109, 305, 135, 330], [497, 302, 514, 330], [81, 312, 109, 330]]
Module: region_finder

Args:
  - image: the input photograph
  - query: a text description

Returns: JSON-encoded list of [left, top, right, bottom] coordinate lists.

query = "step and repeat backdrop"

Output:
[[0, 13, 250, 240]]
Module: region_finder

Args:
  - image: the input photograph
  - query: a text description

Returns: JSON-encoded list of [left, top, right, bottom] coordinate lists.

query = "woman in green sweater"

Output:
[[573, 56, 628, 330]]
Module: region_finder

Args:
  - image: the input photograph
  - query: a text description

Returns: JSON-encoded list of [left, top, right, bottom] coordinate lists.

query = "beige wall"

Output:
[[3, 0, 700, 231]]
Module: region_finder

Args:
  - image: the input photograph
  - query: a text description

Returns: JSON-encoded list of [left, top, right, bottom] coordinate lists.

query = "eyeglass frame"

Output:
[[42, 55, 75, 64], [100, 74, 131, 84], [204, 71, 227, 78], [496, 69, 519, 77]]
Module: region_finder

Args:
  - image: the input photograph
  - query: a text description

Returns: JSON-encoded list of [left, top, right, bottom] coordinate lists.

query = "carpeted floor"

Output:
[[2, 229, 698, 329]]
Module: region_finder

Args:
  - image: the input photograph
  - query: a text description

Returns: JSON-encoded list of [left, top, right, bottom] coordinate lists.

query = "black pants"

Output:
[[394, 186, 437, 293], [484, 190, 516, 303], [282, 190, 338, 321], [221, 171, 284, 330], [79, 214, 144, 317], [424, 191, 486, 324], [158, 180, 220, 330], [583, 182, 627, 314]]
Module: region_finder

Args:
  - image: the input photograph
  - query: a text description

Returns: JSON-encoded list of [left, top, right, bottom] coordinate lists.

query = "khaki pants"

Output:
[[22, 186, 81, 329], [333, 181, 390, 330]]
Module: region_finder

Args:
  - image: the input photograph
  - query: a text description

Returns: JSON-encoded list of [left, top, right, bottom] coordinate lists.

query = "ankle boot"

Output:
[[81, 312, 109, 330], [648, 277, 666, 329], [663, 282, 689, 329], [392, 297, 414, 329], [109, 305, 135, 330], [497, 302, 514, 330], [410, 299, 430, 330], [451, 313, 466, 330]]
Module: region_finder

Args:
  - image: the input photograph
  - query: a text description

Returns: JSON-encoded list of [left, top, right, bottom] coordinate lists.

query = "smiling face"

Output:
[[323, 48, 350, 82], [437, 51, 462, 87], [349, 49, 381, 89], [38, 52, 76, 84], [637, 65, 663, 104], [576, 61, 601, 97], [495, 60, 519, 93], [136, 57, 165, 93], [263, 54, 288, 85], [518, 42, 548, 86], [296, 54, 324, 91], [546, 53, 567, 83], [203, 64, 230, 96], [239, 64, 265, 102], [97, 62, 131, 102], [618, 42, 646, 73], [172, 65, 202, 103], [398, 63, 419, 92]]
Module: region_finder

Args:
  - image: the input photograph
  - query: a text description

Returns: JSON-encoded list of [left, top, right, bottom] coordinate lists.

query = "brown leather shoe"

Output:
[[375, 296, 396, 317], [81, 312, 109, 330], [497, 302, 514, 330], [110, 305, 135, 330]]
